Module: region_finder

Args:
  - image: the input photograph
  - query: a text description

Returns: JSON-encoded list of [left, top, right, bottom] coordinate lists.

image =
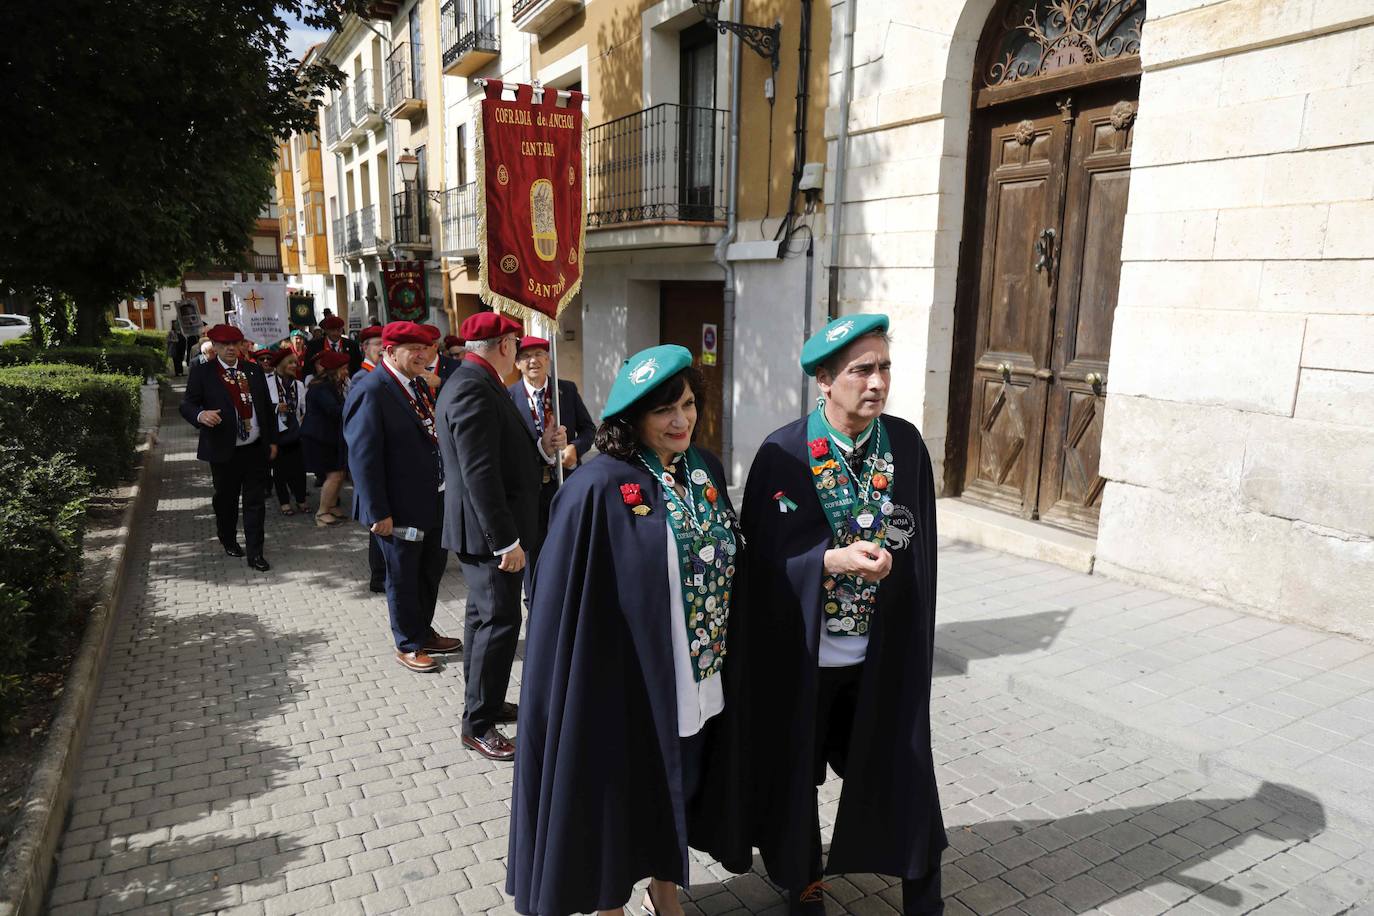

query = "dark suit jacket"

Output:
[[437, 354, 462, 387], [343, 364, 444, 532], [300, 381, 344, 444], [305, 336, 363, 375], [507, 378, 597, 469], [179, 359, 277, 463], [436, 359, 545, 558]]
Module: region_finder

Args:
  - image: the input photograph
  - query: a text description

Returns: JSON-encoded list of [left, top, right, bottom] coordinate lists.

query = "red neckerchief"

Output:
[[463, 352, 502, 385], [381, 360, 438, 446], [213, 360, 254, 421], [361, 360, 375, 372]]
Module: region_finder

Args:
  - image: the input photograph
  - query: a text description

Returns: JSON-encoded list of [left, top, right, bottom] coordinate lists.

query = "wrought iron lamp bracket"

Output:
[[708, 18, 781, 70]]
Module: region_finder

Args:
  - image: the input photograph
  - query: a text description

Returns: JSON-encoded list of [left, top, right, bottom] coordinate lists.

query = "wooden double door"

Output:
[[960, 83, 1137, 535]]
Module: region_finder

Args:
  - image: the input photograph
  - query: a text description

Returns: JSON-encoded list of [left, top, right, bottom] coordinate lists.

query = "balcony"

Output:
[[323, 103, 339, 147], [587, 104, 728, 246], [441, 0, 500, 77], [441, 183, 478, 256], [339, 203, 388, 256], [385, 43, 425, 119], [392, 187, 433, 251], [351, 70, 383, 134], [512, 0, 581, 35], [326, 94, 353, 151]]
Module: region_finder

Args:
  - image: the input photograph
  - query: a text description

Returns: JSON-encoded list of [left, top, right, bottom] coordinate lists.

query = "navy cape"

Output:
[[506, 451, 752, 915], [739, 414, 946, 887]]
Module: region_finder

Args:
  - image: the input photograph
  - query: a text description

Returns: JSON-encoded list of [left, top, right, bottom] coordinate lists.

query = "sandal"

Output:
[[280, 504, 295, 516], [296, 502, 310, 513], [315, 512, 340, 527]]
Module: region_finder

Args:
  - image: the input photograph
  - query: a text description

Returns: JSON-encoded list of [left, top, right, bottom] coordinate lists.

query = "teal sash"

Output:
[[806, 407, 896, 637], [640, 447, 736, 681]]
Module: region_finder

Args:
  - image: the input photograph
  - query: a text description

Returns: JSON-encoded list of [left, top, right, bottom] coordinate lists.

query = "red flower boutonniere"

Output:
[[809, 437, 830, 459], [620, 483, 643, 506]]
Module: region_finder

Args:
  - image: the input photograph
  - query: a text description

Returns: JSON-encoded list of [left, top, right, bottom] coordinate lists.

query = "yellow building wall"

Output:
[[531, 0, 829, 223]]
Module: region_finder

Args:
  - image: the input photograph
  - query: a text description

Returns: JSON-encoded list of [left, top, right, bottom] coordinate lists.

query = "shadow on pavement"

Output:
[[684, 782, 1329, 915], [935, 610, 1073, 677]]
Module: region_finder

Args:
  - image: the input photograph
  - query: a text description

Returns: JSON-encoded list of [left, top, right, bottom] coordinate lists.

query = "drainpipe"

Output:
[[713, 0, 743, 482], [825, 0, 858, 320]]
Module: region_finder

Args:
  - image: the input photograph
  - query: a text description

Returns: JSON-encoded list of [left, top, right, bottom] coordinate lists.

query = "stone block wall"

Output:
[[1096, 1, 1374, 637]]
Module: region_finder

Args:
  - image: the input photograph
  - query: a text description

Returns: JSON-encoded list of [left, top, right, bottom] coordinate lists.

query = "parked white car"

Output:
[[0, 314, 32, 342], [112, 317, 138, 331]]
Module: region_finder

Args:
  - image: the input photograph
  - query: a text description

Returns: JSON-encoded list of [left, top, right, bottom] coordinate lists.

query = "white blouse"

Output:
[[666, 527, 725, 737], [265, 375, 306, 432]]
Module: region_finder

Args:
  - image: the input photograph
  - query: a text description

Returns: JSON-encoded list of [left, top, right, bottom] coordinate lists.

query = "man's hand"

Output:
[[277, 402, 289, 415], [269, 444, 278, 461], [371, 517, 394, 537], [541, 424, 568, 460], [561, 444, 578, 470], [197, 409, 222, 427], [498, 544, 527, 573], [824, 540, 893, 582]]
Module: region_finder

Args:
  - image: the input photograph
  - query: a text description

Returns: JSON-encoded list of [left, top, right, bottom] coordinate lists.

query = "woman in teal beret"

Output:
[[507, 345, 752, 916]]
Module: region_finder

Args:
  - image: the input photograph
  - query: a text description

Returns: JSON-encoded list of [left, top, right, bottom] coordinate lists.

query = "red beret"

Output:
[[316, 350, 351, 371], [458, 311, 522, 342], [205, 324, 244, 344], [517, 336, 550, 353], [359, 325, 383, 342], [381, 320, 433, 347], [252, 349, 275, 364], [420, 324, 442, 342], [443, 335, 464, 350], [320, 315, 346, 330]]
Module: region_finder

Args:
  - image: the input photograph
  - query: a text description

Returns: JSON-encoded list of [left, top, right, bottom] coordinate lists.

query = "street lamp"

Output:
[[396, 149, 443, 203], [692, 0, 780, 71]]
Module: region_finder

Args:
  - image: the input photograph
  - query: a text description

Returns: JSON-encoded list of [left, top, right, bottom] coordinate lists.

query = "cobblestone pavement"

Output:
[[46, 395, 1374, 915]]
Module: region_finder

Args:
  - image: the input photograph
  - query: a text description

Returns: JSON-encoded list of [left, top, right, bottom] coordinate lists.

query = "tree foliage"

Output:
[[0, 1, 367, 342]]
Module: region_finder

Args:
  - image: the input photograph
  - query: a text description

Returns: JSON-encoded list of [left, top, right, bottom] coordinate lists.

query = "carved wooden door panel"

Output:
[[1037, 88, 1137, 534], [961, 101, 1071, 518]]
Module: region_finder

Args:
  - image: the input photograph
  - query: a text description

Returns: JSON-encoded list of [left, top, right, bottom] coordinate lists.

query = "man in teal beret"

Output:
[[739, 314, 946, 913]]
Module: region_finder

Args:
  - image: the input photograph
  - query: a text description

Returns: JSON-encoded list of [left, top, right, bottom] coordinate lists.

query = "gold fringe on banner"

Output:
[[475, 89, 588, 324]]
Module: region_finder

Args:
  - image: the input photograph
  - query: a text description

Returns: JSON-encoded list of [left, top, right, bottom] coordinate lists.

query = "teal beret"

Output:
[[603, 345, 694, 420], [800, 313, 890, 376]]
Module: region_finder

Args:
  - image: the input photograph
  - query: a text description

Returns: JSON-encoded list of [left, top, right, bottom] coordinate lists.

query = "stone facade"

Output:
[[822, 0, 1374, 637]]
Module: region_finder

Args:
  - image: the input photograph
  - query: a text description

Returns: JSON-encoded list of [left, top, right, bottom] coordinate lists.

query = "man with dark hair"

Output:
[[741, 314, 945, 915], [180, 323, 278, 572], [435, 312, 566, 761]]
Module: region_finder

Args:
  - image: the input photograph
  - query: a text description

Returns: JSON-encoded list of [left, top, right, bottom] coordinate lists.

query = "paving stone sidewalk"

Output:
[[44, 393, 1374, 915]]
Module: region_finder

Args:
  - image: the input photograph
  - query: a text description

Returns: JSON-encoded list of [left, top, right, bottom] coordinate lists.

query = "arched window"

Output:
[[981, 0, 1144, 89]]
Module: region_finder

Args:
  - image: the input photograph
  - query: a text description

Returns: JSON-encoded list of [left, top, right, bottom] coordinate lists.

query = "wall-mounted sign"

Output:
[[702, 322, 718, 367]]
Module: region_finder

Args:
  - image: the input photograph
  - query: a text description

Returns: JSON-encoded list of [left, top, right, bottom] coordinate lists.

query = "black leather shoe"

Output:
[[247, 555, 271, 572], [369, 580, 385, 593], [462, 728, 515, 761], [223, 542, 246, 558], [496, 701, 518, 723]]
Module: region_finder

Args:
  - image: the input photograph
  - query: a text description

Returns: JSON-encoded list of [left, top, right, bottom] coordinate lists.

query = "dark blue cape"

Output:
[[507, 451, 752, 915], [740, 413, 946, 886]]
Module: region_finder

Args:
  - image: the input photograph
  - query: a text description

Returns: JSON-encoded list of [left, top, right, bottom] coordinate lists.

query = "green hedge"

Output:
[[110, 328, 170, 351], [0, 364, 142, 487], [0, 339, 166, 378]]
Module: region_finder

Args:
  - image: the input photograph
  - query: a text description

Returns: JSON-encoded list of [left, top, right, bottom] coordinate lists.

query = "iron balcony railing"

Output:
[[331, 215, 345, 259], [353, 69, 381, 124], [392, 187, 433, 247], [587, 103, 728, 228], [358, 203, 387, 251], [442, 182, 478, 253], [385, 42, 423, 107], [344, 211, 361, 255], [441, 0, 500, 70], [323, 102, 339, 146], [334, 91, 352, 140], [251, 253, 282, 273]]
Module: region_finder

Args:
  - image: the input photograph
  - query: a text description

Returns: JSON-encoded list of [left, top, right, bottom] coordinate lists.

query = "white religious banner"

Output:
[[228, 276, 289, 345]]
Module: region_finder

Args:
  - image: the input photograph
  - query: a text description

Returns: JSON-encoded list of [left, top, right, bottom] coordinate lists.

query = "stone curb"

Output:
[[933, 641, 1374, 836], [0, 389, 163, 916]]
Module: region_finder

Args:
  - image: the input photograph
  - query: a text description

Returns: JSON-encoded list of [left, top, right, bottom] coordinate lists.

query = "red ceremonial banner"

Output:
[[382, 260, 427, 322], [478, 80, 585, 320]]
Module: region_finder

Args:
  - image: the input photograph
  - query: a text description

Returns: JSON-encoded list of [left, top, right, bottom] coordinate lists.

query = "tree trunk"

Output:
[[73, 298, 107, 347]]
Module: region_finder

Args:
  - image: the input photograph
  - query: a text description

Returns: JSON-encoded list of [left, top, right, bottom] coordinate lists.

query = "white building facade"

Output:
[[821, 0, 1374, 637]]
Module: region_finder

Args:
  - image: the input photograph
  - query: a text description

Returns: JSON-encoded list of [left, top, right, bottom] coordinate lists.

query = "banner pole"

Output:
[[547, 313, 565, 486]]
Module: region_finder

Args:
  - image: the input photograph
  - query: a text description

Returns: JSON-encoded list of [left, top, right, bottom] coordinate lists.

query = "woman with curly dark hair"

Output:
[[506, 345, 751, 916]]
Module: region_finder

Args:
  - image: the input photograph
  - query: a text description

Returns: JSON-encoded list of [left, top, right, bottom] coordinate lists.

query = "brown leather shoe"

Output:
[[496, 701, 518, 723], [396, 650, 439, 673], [422, 634, 463, 654], [462, 728, 515, 761]]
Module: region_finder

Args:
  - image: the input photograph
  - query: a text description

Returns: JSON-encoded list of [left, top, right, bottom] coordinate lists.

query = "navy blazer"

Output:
[[343, 364, 444, 532], [305, 335, 363, 375], [300, 381, 344, 443], [507, 378, 597, 467], [179, 359, 277, 463]]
